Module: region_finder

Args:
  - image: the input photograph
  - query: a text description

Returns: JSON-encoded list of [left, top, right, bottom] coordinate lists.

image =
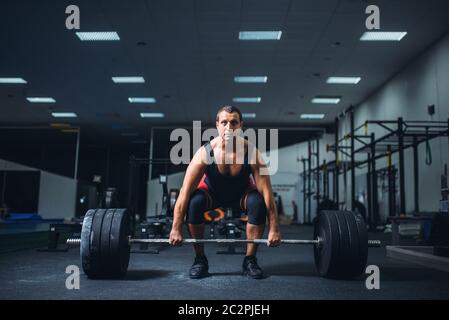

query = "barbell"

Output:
[[67, 208, 381, 279]]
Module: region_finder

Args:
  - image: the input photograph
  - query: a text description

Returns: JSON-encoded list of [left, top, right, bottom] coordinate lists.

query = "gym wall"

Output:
[[0, 158, 77, 219], [337, 31, 449, 213], [0, 158, 36, 171], [38, 171, 76, 220]]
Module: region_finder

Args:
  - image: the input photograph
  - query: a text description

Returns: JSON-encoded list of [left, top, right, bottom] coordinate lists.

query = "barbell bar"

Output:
[[67, 237, 381, 247], [71, 208, 382, 280]]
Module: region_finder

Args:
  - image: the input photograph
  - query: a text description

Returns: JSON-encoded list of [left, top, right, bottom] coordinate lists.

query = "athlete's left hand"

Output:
[[267, 229, 281, 247]]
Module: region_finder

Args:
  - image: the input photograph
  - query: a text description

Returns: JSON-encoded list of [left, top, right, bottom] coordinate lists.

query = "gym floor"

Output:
[[1, 225, 449, 300]]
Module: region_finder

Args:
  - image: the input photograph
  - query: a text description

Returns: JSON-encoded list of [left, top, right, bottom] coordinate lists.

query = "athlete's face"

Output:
[[216, 111, 243, 142]]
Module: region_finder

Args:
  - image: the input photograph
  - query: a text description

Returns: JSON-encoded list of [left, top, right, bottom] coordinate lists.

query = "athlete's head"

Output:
[[215, 105, 243, 142]]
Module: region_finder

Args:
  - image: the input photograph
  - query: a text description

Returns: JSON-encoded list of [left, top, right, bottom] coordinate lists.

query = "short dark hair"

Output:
[[216, 105, 242, 122]]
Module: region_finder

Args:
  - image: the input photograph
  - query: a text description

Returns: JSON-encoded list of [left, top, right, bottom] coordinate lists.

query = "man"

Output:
[[169, 105, 281, 279]]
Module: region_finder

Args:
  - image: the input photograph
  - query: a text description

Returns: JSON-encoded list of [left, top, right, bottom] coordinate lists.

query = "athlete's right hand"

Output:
[[169, 227, 183, 246]]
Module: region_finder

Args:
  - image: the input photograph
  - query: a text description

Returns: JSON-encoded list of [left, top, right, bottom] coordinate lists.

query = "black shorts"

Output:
[[186, 188, 267, 225]]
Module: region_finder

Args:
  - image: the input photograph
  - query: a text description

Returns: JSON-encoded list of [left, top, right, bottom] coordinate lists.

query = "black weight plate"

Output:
[[89, 208, 107, 278], [314, 211, 340, 277], [99, 208, 117, 277], [353, 212, 368, 274], [333, 211, 352, 278], [342, 211, 361, 277], [109, 209, 130, 277], [80, 209, 97, 277]]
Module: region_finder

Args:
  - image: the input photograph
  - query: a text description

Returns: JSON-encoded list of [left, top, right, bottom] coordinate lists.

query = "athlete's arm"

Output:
[[250, 147, 281, 247], [169, 147, 208, 245]]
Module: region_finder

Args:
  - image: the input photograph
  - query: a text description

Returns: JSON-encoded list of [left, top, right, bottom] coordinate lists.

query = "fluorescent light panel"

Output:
[[312, 97, 341, 104], [242, 113, 256, 119], [232, 97, 261, 103], [239, 31, 282, 40], [360, 31, 407, 41], [76, 32, 120, 41], [0, 77, 27, 84], [326, 77, 361, 84], [112, 77, 145, 83], [301, 114, 325, 120], [51, 112, 77, 118], [140, 113, 164, 118], [234, 76, 267, 83], [128, 97, 156, 103], [27, 97, 56, 103]]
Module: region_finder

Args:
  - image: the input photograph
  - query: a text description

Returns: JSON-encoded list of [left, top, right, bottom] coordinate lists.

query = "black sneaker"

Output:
[[189, 255, 209, 279], [242, 255, 264, 279]]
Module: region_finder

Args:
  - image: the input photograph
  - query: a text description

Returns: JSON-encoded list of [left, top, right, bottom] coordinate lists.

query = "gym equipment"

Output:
[[37, 221, 82, 252], [159, 175, 179, 218], [104, 187, 118, 208], [314, 210, 368, 278], [206, 208, 246, 255], [353, 200, 367, 222], [328, 109, 449, 230], [215, 208, 246, 255], [134, 175, 176, 254], [67, 208, 381, 279], [317, 198, 339, 212]]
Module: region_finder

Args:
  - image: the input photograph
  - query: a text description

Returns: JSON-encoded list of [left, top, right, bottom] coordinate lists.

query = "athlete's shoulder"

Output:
[[208, 137, 220, 149]]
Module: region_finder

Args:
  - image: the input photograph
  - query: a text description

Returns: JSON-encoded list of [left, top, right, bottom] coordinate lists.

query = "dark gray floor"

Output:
[[1, 225, 449, 300]]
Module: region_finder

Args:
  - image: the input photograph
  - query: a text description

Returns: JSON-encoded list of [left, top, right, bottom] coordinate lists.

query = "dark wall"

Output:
[[0, 129, 149, 214], [0, 170, 40, 213]]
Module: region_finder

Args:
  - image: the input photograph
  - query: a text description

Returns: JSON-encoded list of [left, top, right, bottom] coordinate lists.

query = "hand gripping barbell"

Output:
[[67, 208, 381, 279]]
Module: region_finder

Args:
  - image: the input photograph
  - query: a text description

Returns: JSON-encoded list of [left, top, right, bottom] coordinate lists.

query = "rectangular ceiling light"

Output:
[[27, 97, 56, 103], [76, 32, 120, 41], [326, 77, 361, 84], [140, 112, 164, 118], [311, 97, 341, 104], [112, 76, 145, 83], [232, 97, 261, 103], [234, 76, 268, 83], [239, 31, 282, 40], [301, 114, 325, 120], [51, 112, 77, 118], [360, 31, 407, 41], [242, 113, 256, 119], [0, 77, 27, 84], [128, 97, 156, 103]]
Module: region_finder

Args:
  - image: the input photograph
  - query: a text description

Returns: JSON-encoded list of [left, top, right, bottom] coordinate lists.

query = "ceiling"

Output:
[[1, 0, 449, 144]]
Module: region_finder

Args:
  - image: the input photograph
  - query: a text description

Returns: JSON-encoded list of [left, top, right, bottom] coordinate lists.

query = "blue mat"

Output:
[[1, 213, 63, 224], [8, 213, 42, 221]]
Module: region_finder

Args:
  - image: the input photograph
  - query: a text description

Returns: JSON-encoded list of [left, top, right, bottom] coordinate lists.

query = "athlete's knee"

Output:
[[246, 191, 267, 225], [186, 190, 208, 224]]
